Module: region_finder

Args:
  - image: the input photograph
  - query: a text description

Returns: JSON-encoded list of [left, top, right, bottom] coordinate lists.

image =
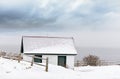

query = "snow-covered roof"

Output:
[[21, 36, 77, 55]]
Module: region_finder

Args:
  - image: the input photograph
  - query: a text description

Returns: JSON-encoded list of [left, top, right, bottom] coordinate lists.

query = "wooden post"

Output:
[[31, 56, 34, 66], [18, 53, 21, 63], [76, 60, 79, 67], [45, 57, 48, 72]]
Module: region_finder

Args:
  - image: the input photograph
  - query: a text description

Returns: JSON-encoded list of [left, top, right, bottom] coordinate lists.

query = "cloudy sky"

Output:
[[0, 0, 120, 52]]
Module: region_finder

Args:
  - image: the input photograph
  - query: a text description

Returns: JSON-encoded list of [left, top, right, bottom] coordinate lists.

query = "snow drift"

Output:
[[0, 57, 120, 79]]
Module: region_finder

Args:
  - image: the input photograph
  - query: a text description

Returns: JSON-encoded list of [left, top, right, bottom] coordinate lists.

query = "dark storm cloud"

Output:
[[0, 0, 63, 31], [0, 0, 120, 32], [0, 10, 26, 24]]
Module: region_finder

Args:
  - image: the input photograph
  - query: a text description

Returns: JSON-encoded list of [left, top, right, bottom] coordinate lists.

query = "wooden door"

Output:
[[58, 56, 66, 67]]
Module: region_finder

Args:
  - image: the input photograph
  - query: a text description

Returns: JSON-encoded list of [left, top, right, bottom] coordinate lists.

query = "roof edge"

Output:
[[23, 53, 77, 55], [22, 36, 73, 39]]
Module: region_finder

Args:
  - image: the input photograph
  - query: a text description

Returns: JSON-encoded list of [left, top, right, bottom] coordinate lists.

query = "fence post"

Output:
[[31, 56, 34, 66], [45, 57, 48, 72], [76, 60, 79, 67], [18, 53, 21, 63]]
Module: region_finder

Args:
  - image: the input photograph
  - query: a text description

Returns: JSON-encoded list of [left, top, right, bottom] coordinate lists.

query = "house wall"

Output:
[[42, 55, 75, 68], [23, 55, 33, 62], [66, 55, 75, 69], [42, 55, 58, 65], [23, 54, 75, 69]]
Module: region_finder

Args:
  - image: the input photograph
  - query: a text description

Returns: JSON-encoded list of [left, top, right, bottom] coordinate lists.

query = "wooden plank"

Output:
[[34, 56, 46, 60], [25, 55, 46, 60], [46, 57, 48, 72], [34, 63, 46, 67], [31, 56, 34, 66], [23, 55, 49, 72], [18, 53, 21, 63]]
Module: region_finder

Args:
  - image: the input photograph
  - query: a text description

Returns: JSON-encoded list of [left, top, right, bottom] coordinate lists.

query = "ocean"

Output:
[[75, 47, 120, 64]]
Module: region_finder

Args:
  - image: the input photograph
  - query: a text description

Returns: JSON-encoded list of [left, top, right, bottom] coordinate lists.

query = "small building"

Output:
[[21, 36, 77, 68]]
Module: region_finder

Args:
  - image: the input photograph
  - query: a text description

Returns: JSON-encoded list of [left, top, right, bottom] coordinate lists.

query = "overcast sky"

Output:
[[0, 0, 120, 52]]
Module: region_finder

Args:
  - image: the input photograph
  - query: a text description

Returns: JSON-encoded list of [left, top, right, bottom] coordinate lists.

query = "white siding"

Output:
[[42, 55, 57, 65], [23, 55, 33, 62], [42, 55, 75, 68], [23, 54, 75, 69], [56, 55, 75, 68], [66, 56, 75, 69]]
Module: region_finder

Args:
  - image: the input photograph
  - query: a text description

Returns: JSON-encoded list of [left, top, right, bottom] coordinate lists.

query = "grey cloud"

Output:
[[56, 0, 116, 31], [0, 0, 120, 32], [0, 0, 72, 32], [0, 1, 65, 30]]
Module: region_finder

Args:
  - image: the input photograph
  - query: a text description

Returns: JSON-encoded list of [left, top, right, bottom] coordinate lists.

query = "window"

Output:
[[34, 55, 42, 63]]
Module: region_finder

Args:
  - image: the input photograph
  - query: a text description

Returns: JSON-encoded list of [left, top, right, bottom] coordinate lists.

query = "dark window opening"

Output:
[[58, 56, 66, 67], [34, 55, 42, 63]]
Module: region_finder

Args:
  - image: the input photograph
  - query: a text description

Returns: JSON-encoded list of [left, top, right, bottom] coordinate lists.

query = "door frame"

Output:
[[58, 56, 66, 67]]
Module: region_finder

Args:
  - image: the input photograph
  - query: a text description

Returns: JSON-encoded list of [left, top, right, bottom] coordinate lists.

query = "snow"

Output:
[[1, 57, 120, 79], [23, 36, 77, 54], [25, 44, 77, 54]]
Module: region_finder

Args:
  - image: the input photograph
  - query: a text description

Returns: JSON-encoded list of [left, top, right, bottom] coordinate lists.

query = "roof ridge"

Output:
[[22, 36, 73, 39]]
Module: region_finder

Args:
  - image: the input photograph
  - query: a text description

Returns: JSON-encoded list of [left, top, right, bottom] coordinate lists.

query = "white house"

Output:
[[21, 36, 77, 68]]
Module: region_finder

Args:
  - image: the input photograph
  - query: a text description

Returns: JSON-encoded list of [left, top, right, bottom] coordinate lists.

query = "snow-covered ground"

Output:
[[0, 57, 120, 79]]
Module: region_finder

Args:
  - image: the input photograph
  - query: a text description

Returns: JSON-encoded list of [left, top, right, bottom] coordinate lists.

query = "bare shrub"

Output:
[[0, 51, 6, 57], [3, 52, 22, 60], [83, 55, 100, 66]]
